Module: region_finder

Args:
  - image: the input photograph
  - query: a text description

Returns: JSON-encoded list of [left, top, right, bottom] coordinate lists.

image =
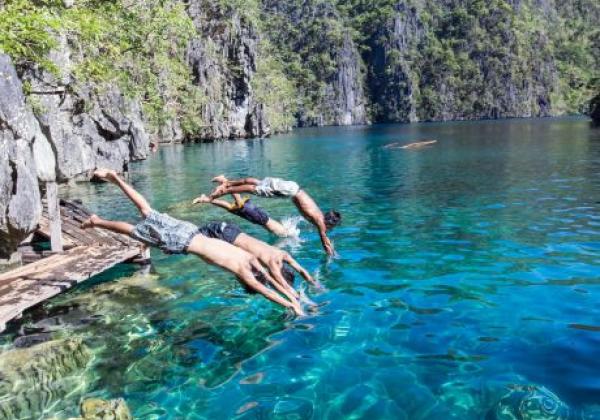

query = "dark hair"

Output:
[[281, 263, 295, 286], [244, 266, 295, 294], [324, 210, 342, 230]]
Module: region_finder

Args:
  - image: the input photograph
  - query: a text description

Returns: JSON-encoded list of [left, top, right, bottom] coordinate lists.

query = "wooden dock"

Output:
[[0, 198, 145, 332]]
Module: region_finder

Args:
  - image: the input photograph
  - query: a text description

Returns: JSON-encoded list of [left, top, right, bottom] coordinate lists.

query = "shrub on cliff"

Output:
[[0, 0, 204, 136]]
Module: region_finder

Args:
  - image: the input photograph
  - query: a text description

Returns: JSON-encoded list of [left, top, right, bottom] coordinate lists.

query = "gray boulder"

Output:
[[0, 54, 45, 258]]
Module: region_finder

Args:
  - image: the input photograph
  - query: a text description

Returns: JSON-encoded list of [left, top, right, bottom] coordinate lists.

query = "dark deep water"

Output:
[[2, 117, 600, 419]]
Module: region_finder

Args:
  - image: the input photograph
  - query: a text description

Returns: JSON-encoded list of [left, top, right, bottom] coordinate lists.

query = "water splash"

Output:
[[274, 216, 305, 250], [280, 215, 303, 237]]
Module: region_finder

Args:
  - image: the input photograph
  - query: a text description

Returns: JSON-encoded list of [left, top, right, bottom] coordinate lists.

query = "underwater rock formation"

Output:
[[78, 398, 132, 420], [0, 338, 92, 419]]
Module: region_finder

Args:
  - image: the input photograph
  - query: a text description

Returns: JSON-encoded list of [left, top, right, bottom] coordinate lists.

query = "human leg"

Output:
[[209, 184, 258, 199], [81, 214, 135, 235]]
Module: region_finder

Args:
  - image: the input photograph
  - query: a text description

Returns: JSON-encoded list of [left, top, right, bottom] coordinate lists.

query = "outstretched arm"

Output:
[[318, 222, 335, 256], [267, 263, 300, 299], [284, 254, 316, 285], [238, 267, 304, 316]]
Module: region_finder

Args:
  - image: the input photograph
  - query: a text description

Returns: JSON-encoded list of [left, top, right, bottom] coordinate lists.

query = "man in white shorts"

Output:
[[203, 175, 341, 256]]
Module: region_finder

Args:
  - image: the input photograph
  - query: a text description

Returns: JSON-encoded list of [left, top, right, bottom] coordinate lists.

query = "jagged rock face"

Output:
[[368, 3, 423, 123], [0, 54, 44, 259], [262, 0, 369, 127], [361, 1, 558, 122], [0, 36, 150, 257], [317, 31, 369, 126], [23, 35, 150, 180], [187, 0, 270, 141]]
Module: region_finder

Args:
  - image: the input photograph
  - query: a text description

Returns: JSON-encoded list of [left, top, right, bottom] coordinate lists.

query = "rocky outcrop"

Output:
[[0, 338, 92, 419], [186, 0, 271, 141], [262, 0, 369, 126], [319, 31, 369, 126], [367, 3, 423, 122], [23, 35, 150, 180], [359, 1, 559, 122], [0, 54, 45, 259], [0, 35, 150, 257]]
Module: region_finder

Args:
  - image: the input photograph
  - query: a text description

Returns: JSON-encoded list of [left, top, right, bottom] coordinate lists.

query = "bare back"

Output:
[[293, 190, 335, 255], [186, 234, 252, 273], [292, 190, 324, 228], [234, 233, 285, 264]]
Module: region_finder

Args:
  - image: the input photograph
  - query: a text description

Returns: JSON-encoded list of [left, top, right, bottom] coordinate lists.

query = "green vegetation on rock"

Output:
[[0, 0, 598, 138], [0, 0, 203, 135]]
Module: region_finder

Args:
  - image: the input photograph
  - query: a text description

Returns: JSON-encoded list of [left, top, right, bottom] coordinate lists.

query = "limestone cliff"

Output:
[[187, 0, 270, 140], [262, 0, 368, 126], [0, 48, 150, 259]]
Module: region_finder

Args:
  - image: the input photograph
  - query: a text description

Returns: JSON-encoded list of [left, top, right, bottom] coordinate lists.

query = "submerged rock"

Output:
[[0, 338, 92, 419], [493, 385, 570, 420], [80, 398, 132, 420]]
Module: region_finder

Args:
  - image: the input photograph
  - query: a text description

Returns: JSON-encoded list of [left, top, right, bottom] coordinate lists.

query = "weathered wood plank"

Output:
[[1, 199, 146, 332], [0, 245, 140, 331]]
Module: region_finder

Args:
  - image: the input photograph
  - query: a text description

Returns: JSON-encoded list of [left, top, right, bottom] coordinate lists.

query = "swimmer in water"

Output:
[[193, 193, 292, 237], [201, 175, 342, 256], [384, 140, 437, 149], [81, 169, 304, 316]]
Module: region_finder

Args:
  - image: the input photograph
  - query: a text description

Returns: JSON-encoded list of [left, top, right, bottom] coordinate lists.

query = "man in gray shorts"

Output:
[[80, 169, 304, 316], [197, 220, 320, 296], [204, 175, 341, 256]]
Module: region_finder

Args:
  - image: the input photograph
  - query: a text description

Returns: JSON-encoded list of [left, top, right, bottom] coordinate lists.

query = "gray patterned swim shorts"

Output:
[[130, 210, 199, 254], [255, 177, 300, 198]]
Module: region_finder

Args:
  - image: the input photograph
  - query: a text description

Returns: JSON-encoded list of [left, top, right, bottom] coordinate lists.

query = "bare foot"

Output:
[[212, 174, 228, 184], [192, 194, 211, 204], [92, 168, 118, 183], [81, 214, 100, 229]]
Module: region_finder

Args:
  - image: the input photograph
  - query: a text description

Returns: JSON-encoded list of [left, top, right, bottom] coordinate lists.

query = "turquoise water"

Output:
[[2, 118, 600, 418]]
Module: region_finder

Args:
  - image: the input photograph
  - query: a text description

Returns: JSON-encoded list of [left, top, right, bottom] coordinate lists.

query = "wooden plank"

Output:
[[46, 182, 63, 253], [0, 198, 147, 332], [0, 245, 141, 332]]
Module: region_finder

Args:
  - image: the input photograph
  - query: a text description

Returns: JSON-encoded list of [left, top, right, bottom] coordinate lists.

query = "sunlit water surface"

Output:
[[2, 118, 600, 419]]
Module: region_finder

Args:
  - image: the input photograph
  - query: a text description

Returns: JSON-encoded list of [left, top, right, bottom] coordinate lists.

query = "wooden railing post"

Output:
[[46, 181, 63, 253]]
